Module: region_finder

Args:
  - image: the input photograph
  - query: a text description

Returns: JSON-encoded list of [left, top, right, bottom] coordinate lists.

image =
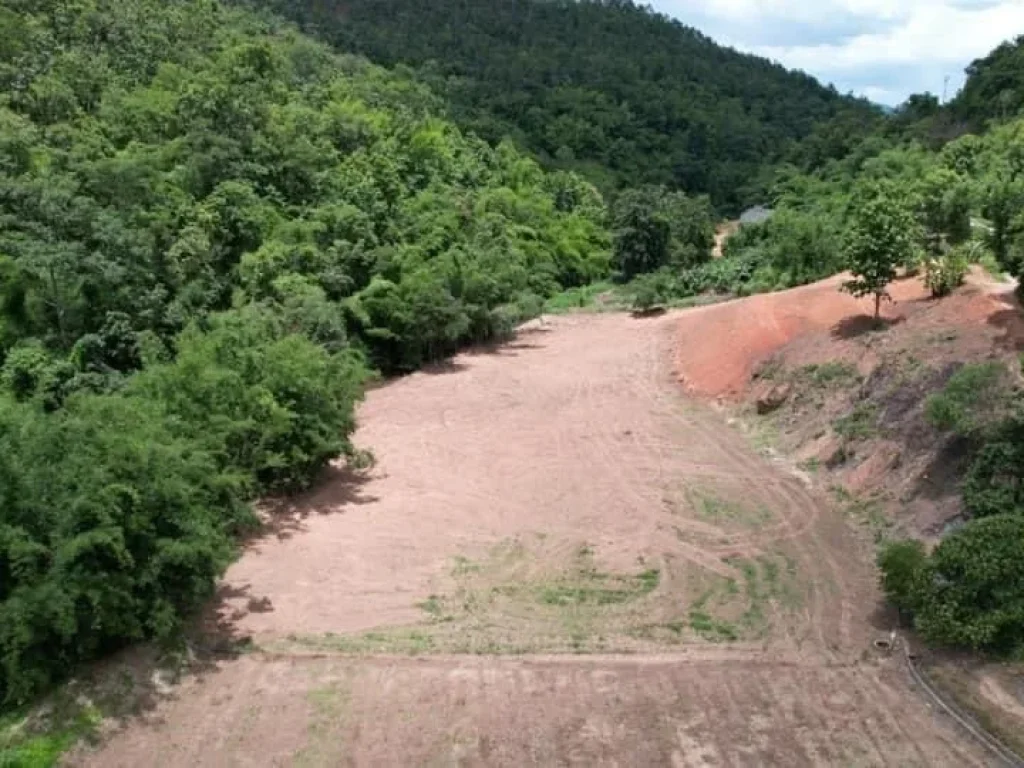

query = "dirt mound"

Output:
[[674, 274, 930, 398], [709, 272, 1024, 534]]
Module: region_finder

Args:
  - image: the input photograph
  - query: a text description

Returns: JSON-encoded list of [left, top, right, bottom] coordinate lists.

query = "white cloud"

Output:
[[650, 0, 1024, 105]]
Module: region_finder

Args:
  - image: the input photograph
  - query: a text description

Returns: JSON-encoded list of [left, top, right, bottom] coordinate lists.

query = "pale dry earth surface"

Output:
[[79, 304, 990, 767]]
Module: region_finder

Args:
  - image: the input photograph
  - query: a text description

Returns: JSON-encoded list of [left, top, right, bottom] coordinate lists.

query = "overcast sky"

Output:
[[649, 0, 1024, 106]]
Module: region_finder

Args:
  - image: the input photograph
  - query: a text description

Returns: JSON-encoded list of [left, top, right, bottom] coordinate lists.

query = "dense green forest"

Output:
[[952, 34, 1024, 126], [247, 0, 880, 211], [0, 0, 615, 706]]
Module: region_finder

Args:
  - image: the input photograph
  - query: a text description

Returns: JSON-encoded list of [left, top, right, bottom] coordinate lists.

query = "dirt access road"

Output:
[[83, 309, 988, 767]]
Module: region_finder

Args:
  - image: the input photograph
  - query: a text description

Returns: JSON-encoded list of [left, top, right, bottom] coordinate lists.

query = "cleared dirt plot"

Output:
[[80, 308, 989, 766], [82, 654, 984, 767]]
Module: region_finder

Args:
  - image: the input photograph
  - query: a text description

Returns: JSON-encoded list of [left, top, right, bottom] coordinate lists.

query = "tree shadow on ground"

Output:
[[249, 463, 379, 545], [464, 338, 544, 355], [831, 314, 904, 340], [421, 358, 470, 375], [417, 334, 547, 376], [987, 307, 1024, 352], [631, 307, 667, 319], [867, 598, 906, 635], [192, 462, 380, 652], [913, 435, 972, 504]]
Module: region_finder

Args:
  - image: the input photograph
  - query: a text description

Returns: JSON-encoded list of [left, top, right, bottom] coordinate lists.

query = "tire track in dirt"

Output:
[[656, 321, 845, 653], [81, 310, 989, 766]]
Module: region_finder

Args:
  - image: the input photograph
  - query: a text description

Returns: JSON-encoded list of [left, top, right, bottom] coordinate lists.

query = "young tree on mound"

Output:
[[841, 182, 919, 323]]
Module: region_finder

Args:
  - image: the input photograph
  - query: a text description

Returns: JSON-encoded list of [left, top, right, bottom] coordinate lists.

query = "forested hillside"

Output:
[[248, 0, 879, 211], [0, 0, 611, 706], [952, 34, 1024, 126]]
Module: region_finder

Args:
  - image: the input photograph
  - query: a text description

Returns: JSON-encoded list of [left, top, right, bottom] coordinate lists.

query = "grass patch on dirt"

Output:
[[729, 557, 798, 638], [0, 706, 101, 768], [537, 567, 660, 607], [798, 361, 860, 388], [269, 541, 670, 656], [544, 282, 624, 314], [745, 414, 782, 456], [270, 540, 804, 656], [634, 553, 801, 645], [294, 681, 351, 768], [686, 487, 773, 528], [274, 629, 440, 656], [687, 610, 740, 642], [834, 403, 880, 441], [687, 585, 740, 642], [831, 486, 893, 543]]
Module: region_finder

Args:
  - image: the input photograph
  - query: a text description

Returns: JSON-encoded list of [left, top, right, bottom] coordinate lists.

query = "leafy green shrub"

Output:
[[922, 247, 969, 298], [488, 292, 546, 339], [0, 393, 245, 706], [629, 270, 674, 311], [0, 345, 75, 411], [925, 362, 1011, 437], [1, 345, 54, 402], [961, 239, 1003, 277], [914, 514, 1024, 652], [723, 209, 842, 287], [131, 307, 368, 493], [877, 539, 928, 613], [962, 410, 1024, 518]]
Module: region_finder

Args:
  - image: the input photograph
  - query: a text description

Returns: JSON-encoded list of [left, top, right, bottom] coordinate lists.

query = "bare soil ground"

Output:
[[674, 272, 931, 398], [695, 270, 1024, 539], [78, 309, 989, 766], [672, 268, 1024, 761]]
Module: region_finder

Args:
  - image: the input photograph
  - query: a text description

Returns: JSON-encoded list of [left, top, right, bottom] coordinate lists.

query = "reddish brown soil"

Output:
[[80, 311, 988, 766], [675, 273, 931, 398], [705, 270, 1024, 537]]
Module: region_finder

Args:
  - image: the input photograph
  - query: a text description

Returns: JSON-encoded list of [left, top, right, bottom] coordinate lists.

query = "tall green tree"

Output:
[[611, 186, 712, 279], [611, 187, 672, 279], [841, 184, 919, 322]]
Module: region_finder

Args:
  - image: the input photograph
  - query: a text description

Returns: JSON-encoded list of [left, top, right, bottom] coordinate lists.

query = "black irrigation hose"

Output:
[[900, 635, 1024, 768]]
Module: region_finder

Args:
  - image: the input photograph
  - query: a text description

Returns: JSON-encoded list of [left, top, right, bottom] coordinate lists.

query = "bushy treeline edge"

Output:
[[0, 0, 613, 707], [878, 361, 1024, 655], [763, 121, 1024, 655], [623, 116, 1024, 312]]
